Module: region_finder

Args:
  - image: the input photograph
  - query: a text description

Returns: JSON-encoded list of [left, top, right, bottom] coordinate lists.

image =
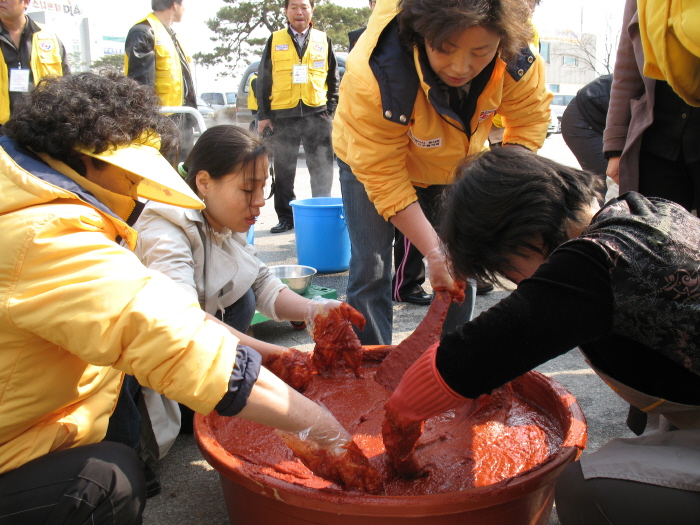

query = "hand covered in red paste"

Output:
[[263, 347, 315, 392], [425, 247, 467, 302], [277, 403, 384, 494], [305, 299, 366, 377]]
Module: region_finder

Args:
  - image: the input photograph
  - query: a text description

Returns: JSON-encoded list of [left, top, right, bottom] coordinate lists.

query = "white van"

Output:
[[200, 91, 238, 113]]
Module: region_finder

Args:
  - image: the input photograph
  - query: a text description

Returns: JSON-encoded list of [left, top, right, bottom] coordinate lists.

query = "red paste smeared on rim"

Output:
[[209, 360, 564, 496]]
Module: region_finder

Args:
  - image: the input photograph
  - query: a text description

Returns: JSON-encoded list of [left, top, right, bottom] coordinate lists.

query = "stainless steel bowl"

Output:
[[268, 265, 317, 295]]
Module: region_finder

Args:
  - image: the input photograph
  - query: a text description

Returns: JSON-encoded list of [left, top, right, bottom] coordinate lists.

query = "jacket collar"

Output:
[[368, 16, 496, 136]]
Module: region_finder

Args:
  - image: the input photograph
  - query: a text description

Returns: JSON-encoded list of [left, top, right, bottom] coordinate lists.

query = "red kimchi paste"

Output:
[[209, 357, 564, 496]]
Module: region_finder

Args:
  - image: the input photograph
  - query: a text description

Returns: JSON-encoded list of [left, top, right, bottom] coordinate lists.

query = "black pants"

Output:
[[391, 184, 448, 301], [271, 112, 334, 223], [561, 99, 607, 179], [392, 229, 426, 300], [638, 149, 700, 212], [555, 460, 700, 525], [0, 442, 146, 525]]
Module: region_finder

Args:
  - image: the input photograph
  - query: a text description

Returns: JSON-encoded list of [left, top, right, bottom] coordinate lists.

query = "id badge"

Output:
[[9, 68, 30, 92], [292, 64, 308, 84]]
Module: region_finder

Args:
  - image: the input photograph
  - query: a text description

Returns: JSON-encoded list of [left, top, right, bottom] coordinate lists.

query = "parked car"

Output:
[[200, 90, 238, 122], [200, 91, 238, 111], [548, 93, 576, 134], [235, 52, 347, 127], [196, 96, 216, 126]]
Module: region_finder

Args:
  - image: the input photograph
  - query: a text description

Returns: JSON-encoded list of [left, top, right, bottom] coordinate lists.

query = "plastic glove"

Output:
[[387, 342, 467, 422], [277, 403, 384, 494], [304, 298, 365, 336], [262, 347, 315, 392], [305, 298, 366, 377]]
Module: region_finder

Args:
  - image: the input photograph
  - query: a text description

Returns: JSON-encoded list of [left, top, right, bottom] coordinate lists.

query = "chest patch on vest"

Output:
[[313, 60, 325, 69], [39, 41, 54, 52], [479, 109, 497, 122], [313, 43, 324, 52], [408, 129, 442, 148], [276, 44, 289, 51]]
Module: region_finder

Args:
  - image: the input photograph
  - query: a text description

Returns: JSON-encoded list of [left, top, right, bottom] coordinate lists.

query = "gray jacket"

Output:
[[134, 201, 287, 320]]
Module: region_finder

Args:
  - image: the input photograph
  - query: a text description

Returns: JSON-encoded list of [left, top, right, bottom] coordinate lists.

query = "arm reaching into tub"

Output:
[[383, 342, 469, 477], [235, 367, 383, 493]]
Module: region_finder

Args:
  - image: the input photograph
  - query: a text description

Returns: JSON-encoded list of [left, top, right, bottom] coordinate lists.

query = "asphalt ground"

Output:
[[142, 134, 633, 524]]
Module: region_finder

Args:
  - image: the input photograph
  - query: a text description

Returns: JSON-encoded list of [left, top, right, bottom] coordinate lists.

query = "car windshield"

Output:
[[551, 94, 575, 106], [226, 93, 237, 104]]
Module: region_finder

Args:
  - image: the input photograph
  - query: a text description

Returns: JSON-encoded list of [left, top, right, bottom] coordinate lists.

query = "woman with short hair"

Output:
[[388, 147, 700, 524], [333, 0, 552, 345]]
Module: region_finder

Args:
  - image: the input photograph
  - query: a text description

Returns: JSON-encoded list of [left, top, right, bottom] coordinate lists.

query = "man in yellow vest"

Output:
[[0, 0, 69, 124], [257, 0, 339, 234], [125, 0, 196, 162]]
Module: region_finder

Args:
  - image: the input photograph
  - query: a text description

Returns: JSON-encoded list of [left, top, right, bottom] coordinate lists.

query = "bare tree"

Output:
[[553, 21, 620, 76]]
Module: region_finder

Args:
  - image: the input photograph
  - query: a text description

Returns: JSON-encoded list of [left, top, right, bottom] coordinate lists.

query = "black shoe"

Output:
[[144, 463, 162, 499], [402, 291, 434, 305], [476, 280, 494, 295], [270, 221, 294, 233]]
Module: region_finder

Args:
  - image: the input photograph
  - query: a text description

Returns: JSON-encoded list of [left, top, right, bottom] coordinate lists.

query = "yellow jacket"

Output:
[[248, 73, 258, 111], [333, 0, 551, 220], [270, 28, 329, 110], [124, 13, 184, 107], [0, 26, 64, 124], [0, 137, 238, 474], [638, 0, 700, 106]]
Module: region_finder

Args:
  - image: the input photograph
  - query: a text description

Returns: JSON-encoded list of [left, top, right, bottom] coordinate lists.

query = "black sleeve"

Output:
[[58, 39, 70, 75], [436, 240, 615, 398], [325, 37, 339, 115], [256, 37, 274, 120], [125, 24, 156, 87], [214, 345, 262, 416]]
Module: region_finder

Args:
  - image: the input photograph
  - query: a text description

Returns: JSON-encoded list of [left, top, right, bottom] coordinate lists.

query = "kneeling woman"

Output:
[[388, 148, 700, 524], [135, 125, 359, 394]]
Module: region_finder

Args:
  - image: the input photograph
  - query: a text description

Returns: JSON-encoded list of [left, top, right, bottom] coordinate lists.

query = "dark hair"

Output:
[[397, 0, 532, 61], [284, 0, 315, 10], [152, 0, 182, 11], [440, 147, 604, 284], [183, 125, 272, 204], [3, 71, 177, 177]]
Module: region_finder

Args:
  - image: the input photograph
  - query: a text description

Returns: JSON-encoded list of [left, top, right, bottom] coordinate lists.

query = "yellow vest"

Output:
[[124, 13, 184, 107], [248, 73, 258, 111], [0, 26, 63, 124], [269, 28, 329, 110]]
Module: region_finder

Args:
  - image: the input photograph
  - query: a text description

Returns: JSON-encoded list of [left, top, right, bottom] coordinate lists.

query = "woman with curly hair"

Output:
[[333, 0, 552, 345], [388, 147, 700, 524], [0, 72, 374, 524]]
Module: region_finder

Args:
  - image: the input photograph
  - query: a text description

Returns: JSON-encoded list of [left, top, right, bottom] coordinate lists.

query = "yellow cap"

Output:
[[77, 133, 204, 209]]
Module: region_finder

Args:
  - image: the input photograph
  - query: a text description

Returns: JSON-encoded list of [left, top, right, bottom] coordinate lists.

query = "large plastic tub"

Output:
[[195, 355, 587, 525], [290, 197, 350, 273]]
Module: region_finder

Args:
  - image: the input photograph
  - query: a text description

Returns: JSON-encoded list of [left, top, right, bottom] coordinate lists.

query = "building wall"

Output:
[[28, 2, 123, 72], [539, 34, 598, 94]]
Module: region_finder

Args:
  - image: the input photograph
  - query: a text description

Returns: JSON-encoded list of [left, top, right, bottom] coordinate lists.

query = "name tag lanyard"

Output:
[[9, 58, 30, 93]]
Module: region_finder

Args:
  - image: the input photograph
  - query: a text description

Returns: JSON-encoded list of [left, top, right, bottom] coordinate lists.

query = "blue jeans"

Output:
[[338, 159, 475, 345]]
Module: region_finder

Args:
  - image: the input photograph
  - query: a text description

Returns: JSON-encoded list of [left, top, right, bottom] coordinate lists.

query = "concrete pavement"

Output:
[[142, 134, 633, 524]]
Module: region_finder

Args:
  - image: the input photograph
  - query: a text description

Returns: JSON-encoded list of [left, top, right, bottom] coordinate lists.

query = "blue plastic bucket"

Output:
[[290, 197, 350, 273], [246, 225, 255, 245]]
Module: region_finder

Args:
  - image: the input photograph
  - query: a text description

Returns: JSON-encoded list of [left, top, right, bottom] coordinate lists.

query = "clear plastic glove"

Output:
[[262, 347, 315, 392], [277, 403, 384, 493], [304, 298, 366, 377], [425, 247, 461, 295], [303, 298, 364, 336]]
